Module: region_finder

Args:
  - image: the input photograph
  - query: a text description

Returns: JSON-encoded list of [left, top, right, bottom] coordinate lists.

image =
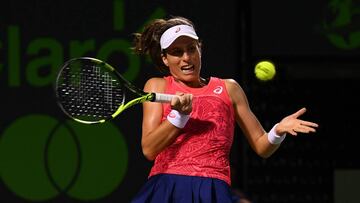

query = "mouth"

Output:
[[181, 65, 195, 74]]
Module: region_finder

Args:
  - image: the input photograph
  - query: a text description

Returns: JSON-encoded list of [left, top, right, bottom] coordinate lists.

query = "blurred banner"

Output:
[[0, 0, 237, 202], [1, 0, 360, 203], [251, 0, 360, 57]]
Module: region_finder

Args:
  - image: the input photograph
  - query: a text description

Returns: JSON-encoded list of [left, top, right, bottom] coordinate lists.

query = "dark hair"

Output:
[[132, 16, 198, 73]]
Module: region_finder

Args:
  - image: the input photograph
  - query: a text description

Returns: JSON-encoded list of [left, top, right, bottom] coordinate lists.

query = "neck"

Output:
[[173, 77, 208, 88]]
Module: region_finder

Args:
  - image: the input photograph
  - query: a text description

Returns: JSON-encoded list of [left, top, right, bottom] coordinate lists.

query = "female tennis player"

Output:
[[130, 16, 319, 203]]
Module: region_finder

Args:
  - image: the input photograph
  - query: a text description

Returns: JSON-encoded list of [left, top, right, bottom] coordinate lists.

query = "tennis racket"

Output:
[[55, 57, 174, 124]]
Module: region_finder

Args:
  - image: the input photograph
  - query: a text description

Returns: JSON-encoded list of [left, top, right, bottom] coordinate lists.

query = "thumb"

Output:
[[291, 107, 307, 118]]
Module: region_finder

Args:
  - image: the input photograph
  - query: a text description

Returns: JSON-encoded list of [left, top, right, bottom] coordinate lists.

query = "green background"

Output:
[[1, 0, 359, 202]]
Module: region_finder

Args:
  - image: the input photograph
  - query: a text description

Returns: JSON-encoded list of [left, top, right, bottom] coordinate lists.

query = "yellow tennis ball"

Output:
[[254, 61, 276, 81]]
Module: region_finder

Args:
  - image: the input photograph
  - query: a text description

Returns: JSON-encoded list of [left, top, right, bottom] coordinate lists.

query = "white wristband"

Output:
[[267, 124, 286, 144], [167, 109, 190, 129]]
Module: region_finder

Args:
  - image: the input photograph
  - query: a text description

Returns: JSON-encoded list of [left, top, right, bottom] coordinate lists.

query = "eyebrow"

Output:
[[170, 42, 197, 49]]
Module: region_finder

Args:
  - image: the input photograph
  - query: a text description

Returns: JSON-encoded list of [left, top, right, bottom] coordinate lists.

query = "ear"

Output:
[[198, 43, 202, 56], [162, 54, 169, 66]]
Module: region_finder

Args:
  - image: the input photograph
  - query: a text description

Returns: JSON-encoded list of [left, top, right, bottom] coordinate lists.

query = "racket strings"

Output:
[[58, 64, 124, 121]]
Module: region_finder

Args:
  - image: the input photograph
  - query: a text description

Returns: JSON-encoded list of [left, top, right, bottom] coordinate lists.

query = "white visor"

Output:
[[160, 25, 199, 50]]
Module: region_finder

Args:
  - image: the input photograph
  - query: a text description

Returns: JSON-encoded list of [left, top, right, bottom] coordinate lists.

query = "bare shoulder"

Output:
[[223, 78, 243, 91], [223, 78, 247, 104], [144, 77, 167, 93]]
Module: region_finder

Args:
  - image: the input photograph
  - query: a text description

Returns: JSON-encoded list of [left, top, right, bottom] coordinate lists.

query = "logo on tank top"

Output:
[[213, 86, 223, 94]]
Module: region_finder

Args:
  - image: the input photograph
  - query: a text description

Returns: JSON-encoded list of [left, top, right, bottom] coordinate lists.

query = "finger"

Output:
[[175, 91, 184, 96], [289, 129, 298, 136], [294, 124, 317, 133], [300, 125, 317, 133], [179, 94, 187, 105], [181, 95, 192, 114], [292, 107, 307, 118], [171, 95, 181, 107], [184, 94, 192, 108], [300, 120, 319, 128], [185, 94, 193, 105], [182, 94, 189, 105]]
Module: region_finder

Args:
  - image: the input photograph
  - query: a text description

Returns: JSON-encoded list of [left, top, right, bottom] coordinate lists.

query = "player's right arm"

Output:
[[141, 77, 192, 161]]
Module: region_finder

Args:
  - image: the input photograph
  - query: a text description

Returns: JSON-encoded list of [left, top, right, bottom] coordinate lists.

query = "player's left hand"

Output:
[[276, 107, 319, 136]]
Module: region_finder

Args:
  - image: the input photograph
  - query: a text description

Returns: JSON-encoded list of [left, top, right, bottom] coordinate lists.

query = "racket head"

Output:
[[55, 57, 126, 124]]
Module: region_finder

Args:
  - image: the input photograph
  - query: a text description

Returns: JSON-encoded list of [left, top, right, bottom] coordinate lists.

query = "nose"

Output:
[[182, 51, 191, 61]]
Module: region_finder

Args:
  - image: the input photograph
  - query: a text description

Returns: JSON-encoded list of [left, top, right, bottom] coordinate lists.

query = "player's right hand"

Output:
[[170, 92, 193, 115]]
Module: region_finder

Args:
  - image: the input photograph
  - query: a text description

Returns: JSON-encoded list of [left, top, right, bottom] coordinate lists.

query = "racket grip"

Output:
[[154, 93, 175, 103]]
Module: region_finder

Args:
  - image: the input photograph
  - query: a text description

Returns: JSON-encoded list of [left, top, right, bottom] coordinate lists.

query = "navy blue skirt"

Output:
[[131, 174, 234, 203]]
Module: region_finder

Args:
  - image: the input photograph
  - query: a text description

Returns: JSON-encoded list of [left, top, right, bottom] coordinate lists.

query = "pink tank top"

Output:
[[148, 76, 235, 185]]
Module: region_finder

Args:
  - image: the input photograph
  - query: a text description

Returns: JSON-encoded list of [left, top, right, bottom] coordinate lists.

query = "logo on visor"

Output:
[[168, 112, 177, 118], [175, 27, 181, 33]]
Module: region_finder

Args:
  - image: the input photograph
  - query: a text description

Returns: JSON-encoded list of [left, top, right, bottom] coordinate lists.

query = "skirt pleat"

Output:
[[131, 174, 234, 203]]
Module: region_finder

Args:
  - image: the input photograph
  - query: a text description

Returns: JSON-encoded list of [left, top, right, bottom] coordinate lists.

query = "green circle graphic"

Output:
[[63, 120, 128, 201], [0, 114, 128, 201], [0, 115, 59, 201]]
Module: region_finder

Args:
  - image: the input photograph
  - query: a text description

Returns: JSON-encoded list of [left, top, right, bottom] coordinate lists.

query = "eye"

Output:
[[188, 45, 197, 53], [167, 48, 184, 56]]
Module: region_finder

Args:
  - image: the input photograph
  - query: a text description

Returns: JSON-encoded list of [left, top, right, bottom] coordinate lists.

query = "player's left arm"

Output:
[[224, 79, 281, 158]]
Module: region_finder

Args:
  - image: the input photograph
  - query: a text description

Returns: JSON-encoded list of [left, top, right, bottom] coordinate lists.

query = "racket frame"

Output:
[[55, 57, 160, 124]]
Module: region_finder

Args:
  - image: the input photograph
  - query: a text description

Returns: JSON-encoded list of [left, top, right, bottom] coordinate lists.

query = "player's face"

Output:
[[162, 36, 202, 87]]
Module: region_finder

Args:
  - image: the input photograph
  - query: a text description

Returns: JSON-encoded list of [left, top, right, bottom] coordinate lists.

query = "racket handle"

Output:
[[154, 93, 175, 103]]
